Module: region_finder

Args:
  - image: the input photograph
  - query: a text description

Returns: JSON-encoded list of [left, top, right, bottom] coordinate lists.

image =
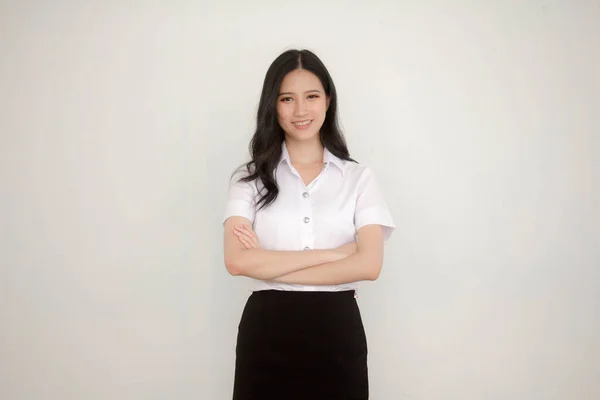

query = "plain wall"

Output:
[[1, 0, 599, 399]]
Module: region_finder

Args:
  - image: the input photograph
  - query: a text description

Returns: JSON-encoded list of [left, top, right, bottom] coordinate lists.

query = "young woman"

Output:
[[222, 49, 395, 399]]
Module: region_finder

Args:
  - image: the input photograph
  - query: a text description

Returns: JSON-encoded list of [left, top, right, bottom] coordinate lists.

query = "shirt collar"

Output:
[[278, 141, 346, 176]]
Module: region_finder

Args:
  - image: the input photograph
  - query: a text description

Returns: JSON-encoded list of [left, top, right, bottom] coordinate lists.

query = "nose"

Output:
[[293, 98, 308, 117]]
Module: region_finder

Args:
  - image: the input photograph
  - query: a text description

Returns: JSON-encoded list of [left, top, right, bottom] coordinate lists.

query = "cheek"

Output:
[[311, 102, 328, 120], [277, 105, 292, 123]]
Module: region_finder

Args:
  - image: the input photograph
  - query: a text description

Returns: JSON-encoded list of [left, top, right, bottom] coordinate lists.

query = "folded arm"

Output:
[[223, 216, 350, 280], [271, 224, 385, 285]]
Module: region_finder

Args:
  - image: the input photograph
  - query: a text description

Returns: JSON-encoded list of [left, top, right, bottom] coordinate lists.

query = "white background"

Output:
[[1, 0, 599, 399]]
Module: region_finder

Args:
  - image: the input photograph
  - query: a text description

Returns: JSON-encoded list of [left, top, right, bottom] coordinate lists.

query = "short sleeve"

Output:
[[354, 166, 396, 241], [222, 168, 257, 225]]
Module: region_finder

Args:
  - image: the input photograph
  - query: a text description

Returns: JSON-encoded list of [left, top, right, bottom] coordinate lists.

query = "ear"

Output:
[[326, 96, 331, 111]]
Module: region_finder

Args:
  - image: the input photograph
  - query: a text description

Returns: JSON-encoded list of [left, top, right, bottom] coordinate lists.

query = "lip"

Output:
[[292, 119, 313, 130]]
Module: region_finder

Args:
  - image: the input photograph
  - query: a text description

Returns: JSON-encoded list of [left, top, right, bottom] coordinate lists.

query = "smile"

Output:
[[293, 120, 312, 129]]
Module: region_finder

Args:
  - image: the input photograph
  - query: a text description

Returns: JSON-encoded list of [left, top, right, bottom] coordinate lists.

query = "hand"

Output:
[[335, 242, 358, 258], [233, 224, 262, 249]]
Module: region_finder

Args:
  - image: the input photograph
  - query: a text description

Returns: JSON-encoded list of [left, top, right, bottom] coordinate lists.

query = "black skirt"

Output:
[[233, 289, 369, 400]]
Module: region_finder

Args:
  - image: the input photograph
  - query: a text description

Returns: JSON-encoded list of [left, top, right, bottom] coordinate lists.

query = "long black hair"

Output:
[[236, 49, 356, 211]]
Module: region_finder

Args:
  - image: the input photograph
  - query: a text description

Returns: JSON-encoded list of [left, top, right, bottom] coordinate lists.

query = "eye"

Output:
[[307, 94, 319, 100], [280, 97, 293, 103]]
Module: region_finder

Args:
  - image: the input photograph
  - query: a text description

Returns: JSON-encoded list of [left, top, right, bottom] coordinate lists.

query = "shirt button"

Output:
[[303, 246, 310, 251], [303, 217, 310, 223], [302, 192, 309, 198]]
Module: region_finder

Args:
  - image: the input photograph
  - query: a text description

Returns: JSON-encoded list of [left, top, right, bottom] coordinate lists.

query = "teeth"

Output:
[[294, 120, 311, 126]]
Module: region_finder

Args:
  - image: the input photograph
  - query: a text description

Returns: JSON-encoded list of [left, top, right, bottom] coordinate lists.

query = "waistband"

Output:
[[250, 289, 356, 300]]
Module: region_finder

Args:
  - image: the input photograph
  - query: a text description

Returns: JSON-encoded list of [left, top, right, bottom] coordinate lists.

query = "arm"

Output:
[[223, 216, 352, 280], [272, 224, 385, 285]]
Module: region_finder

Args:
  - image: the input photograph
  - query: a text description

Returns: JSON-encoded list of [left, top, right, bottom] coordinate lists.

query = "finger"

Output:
[[235, 226, 253, 240], [245, 231, 260, 247], [233, 229, 243, 238], [239, 225, 257, 239], [242, 225, 259, 241], [244, 234, 259, 248], [238, 235, 252, 249], [237, 231, 258, 248], [237, 225, 260, 248], [237, 229, 254, 242], [243, 236, 258, 249], [235, 229, 249, 243], [247, 236, 259, 248]]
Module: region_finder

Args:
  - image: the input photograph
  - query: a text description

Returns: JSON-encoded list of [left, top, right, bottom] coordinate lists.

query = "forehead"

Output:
[[279, 69, 324, 93]]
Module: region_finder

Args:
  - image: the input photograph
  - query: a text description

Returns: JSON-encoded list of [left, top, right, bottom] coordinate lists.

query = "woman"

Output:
[[222, 49, 395, 399]]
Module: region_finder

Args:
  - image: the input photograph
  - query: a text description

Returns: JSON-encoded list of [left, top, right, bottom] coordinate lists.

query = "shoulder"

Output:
[[229, 163, 256, 183], [342, 161, 376, 182], [229, 164, 264, 194]]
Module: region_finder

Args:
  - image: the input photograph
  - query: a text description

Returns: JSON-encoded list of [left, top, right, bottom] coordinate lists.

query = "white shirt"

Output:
[[223, 141, 395, 292]]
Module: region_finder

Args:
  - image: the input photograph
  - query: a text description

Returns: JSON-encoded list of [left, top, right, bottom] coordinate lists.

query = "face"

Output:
[[276, 69, 330, 142]]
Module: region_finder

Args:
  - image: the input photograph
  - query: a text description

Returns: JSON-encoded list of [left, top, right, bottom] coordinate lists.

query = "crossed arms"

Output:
[[223, 216, 385, 285]]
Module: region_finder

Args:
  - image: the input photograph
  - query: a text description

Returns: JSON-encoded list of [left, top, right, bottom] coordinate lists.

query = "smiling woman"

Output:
[[222, 49, 395, 400]]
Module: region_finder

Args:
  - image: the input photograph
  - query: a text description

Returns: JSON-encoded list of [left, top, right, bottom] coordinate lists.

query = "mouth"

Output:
[[292, 119, 313, 129]]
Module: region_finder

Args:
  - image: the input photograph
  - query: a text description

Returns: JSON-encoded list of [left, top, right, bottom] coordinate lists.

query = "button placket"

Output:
[[300, 185, 314, 251]]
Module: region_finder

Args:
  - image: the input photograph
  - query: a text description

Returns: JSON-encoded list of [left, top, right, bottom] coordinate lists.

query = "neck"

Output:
[[285, 137, 324, 165]]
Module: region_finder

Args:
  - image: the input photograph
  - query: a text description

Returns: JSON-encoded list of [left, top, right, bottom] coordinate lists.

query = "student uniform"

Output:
[[223, 141, 395, 400]]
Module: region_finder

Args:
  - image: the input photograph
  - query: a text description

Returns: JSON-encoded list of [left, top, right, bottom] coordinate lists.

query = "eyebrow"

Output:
[[278, 90, 322, 96]]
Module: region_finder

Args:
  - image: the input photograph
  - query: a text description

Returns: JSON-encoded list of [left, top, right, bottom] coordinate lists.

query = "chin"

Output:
[[288, 130, 320, 142]]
